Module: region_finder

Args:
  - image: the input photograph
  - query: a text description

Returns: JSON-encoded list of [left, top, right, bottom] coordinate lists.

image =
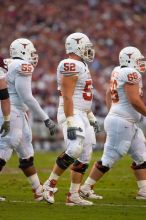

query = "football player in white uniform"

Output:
[[0, 38, 56, 201], [80, 46, 146, 200], [0, 56, 10, 201], [43, 32, 101, 206]]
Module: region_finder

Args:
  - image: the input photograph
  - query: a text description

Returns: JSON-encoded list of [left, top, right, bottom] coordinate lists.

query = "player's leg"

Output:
[[81, 116, 134, 197], [66, 142, 93, 206], [129, 127, 146, 199], [0, 148, 13, 201], [0, 116, 13, 201], [43, 113, 89, 204], [66, 115, 99, 205], [16, 113, 43, 201], [43, 136, 84, 204]]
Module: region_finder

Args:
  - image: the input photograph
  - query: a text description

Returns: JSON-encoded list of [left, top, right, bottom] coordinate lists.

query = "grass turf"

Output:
[[0, 151, 146, 220]]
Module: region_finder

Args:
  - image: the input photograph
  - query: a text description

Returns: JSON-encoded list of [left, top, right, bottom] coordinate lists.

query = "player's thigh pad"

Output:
[[8, 109, 23, 149], [59, 112, 86, 139], [102, 116, 135, 167], [129, 126, 146, 164], [78, 125, 95, 164], [60, 113, 85, 158], [0, 143, 13, 161], [65, 136, 84, 159], [16, 114, 34, 159]]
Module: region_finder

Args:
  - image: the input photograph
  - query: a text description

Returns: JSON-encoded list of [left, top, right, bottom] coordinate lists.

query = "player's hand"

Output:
[[44, 118, 57, 136], [0, 121, 10, 137], [67, 127, 82, 140], [90, 121, 101, 133], [66, 116, 82, 140], [87, 112, 101, 134]]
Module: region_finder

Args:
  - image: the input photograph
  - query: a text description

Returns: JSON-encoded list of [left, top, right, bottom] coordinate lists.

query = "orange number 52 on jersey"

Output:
[[64, 63, 76, 71]]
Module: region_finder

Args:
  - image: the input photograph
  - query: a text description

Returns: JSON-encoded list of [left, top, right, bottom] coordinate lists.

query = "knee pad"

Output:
[[71, 160, 88, 174], [19, 157, 34, 169], [95, 161, 110, 173], [56, 152, 74, 170], [131, 161, 146, 170], [0, 158, 6, 171]]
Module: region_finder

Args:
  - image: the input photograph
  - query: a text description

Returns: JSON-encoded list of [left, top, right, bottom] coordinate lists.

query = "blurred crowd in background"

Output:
[[0, 0, 146, 150]]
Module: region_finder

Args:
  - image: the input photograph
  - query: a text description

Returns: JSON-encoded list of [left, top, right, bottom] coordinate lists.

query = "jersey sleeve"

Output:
[[15, 75, 48, 121], [18, 62, 34, 76], [58, 60, 80, 76], [119, 69, 141, 84]]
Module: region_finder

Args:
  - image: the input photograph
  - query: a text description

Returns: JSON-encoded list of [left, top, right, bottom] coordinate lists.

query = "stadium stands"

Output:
[[0, 0, 146, 149]]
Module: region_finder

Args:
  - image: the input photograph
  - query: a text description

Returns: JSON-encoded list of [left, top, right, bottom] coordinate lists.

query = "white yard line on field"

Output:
[[2, 200, 146, 208]]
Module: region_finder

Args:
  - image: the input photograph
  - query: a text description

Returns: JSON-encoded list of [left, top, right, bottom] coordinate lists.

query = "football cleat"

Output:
[[66, 192, 93, 206], [136, 191, 146, 200], [80, 185, 103, 200], [0, 196, 6, 201], [33, 185, 43, 201], [43, 179, 58, 204]]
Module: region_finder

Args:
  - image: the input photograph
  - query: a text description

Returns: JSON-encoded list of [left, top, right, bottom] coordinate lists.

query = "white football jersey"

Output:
[[108, 66, 142, 122], [57, 58, 93, 111], [6, 59, 48, 121]]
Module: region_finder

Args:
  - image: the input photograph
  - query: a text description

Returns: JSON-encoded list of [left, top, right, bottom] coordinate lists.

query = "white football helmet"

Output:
[[10, 38, 38, 67], [119, 46, 146, 73], [65, 32, 95, 62]]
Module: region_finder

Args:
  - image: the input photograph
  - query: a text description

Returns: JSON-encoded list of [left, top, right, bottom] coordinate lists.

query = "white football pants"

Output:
[[101, 115, 146, 168], [0, 106, 34, 161], [57, 108, 96, 164]]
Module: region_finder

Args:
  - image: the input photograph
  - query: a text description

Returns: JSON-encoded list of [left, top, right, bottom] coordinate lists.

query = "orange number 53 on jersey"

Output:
[[83, 80, 93, 101]]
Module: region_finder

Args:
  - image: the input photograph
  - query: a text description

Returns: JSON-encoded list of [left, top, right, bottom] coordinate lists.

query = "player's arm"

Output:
[[124, 83, 146, 116], [106, 86, 112, 111], [61, 74, 78, 117], [15, 75, 56, 135], [61, 74, 81, 140], [0, 78, 10, 137]]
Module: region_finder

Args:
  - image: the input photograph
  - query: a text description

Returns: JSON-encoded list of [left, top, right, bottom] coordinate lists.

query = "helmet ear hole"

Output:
[[128, 60, 130, 63]]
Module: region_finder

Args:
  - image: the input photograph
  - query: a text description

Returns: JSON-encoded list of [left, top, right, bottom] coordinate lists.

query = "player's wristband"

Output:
[[66, 116, 74, 127], [3, 115, 10, 121], [87, 112, 96, 123]]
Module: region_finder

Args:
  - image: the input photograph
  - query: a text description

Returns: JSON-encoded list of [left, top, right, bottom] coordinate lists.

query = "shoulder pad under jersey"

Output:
[[15, 60, 34, 76], [58, 59, 80, 76], [112, 67, 141, 84]]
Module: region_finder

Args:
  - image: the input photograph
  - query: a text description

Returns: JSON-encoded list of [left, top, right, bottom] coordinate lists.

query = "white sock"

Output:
[[27, 173, 40, 189], [137, 180, 146, 192], [69, 183, 80, 194], [84, 177, 96, 188], [49, 172, 59, 181]]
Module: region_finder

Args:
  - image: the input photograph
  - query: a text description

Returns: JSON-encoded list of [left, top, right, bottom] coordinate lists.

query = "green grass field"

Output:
[[0, 151, 146, 220]]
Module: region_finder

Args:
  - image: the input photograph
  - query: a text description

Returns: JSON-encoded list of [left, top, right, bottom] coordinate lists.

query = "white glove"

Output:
[[66, 116, 82, 140], [87, 112, 101, 133]]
